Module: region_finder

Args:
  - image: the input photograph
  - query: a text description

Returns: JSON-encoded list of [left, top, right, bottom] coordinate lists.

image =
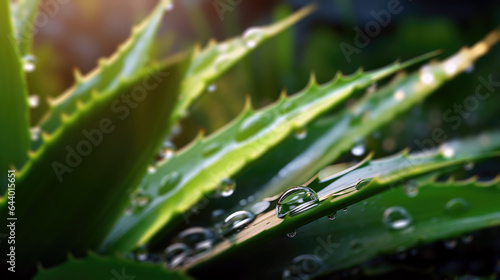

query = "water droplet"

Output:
[[287, 230, 296, 238], [176, 227, 214, 248], [343, 208, 348, 212], [327, 212, 336, 220], [147, 165, 157, 174], [124, 204, 134, 216], [218, 178, 236, 197], [30, 126, 40, 141], [276, 186, 319, 219], [349, 239, 362, 251], [383, 206, 412, 230], [282, 255, 323, 280], [131, 190, 151, 209], [355, 178, 371, 191], [444, 239, 457, 250], [206, 84, 216, 92], [165, 1, 174, 11], [420, 67, 435, 85], [164, 243, 190, 269], [461, 234, 473, 244], [393, 89, 405, 101], [28, 94, 39, 108], [351, 144, 365, 156], [445, 198, 469, 216], [441, 145, 455, 158], [202, 142, 221, 157], [192, 239, 213, 257], [250, 201, 271, 215], [239, 198, 247, 206], [134, 246, 149, 262], [235, 113, 272, 142], [294, 127, 307, 140], [464, 161, 474, 171], [22, 54, 36, 72], [243, 27, 264, 48], [403, 180, 419, 198], [220, 210, 255, 236], [159, 172, 182, 195]]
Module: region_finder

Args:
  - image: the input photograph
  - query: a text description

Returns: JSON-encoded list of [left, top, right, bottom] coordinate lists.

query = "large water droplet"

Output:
[[250, 201, 271, 215], [275, 186, 319, 219], [147, 165, 157, 174], [220, 210, 255, 236], [28, 94, 39, 108], [351, 144, 365, 156], [443, 239, 457, 250], [176, 227, 214, 248], [282, 255, 323, 280], [235, 113, 271, 142], [22, 54, 36, 72], [243, 28, 264, 48], [287, 230, 296, 238], [206, 84, 216, 92], [327, 212, 336, 221], [131, 190, 151, 209], [294, 127, 307, 140], [218, 178, 236, 197], [445, 198, 469, 216], [164, 243, 190, 269], [403, 180, 418, 198], [383, 206, 412, 230]]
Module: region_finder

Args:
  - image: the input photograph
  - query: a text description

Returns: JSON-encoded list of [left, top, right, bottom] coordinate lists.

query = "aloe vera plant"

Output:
[[1, 0, 500, 279]]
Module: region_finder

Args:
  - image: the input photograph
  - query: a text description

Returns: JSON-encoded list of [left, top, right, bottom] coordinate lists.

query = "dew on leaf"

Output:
[[276, 186, 319, 219], [22, 54, 36, 72], [383, 206, 412, 230], [220, 210, 255, 236]]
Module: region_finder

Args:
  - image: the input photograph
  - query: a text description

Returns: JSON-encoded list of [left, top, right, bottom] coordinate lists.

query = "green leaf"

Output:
[[254, 29, 500, 199], [191, 175, 500, 279], [32, 0, 173, 150], [0, 55, 187, 272], [101, 53, 436, 253], [33, 253, 191, 280], [0, 0, 30, 175], [170, 5, 315, 128], [185, 131, 500, 271], [11, 0, 40, 56]]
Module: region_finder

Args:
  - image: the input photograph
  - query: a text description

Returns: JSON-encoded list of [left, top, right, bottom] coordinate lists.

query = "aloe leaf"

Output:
[[101, 53, 436, 253], [11, 0, 40, 56], [170, 5, 315, 128], [0, 55, 187, 273], [32, 0, 173, 150], [255, 29, 500, 199], [192, 175, 500, 279], [185, 131, 500, 270], [33, 253, 191, 280], [0, 0, 30, 176]]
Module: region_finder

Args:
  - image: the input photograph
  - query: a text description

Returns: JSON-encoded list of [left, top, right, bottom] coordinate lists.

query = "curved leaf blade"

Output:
[[102, 53, 437, 253], [0, 0, 30, 177], [186, 131, 500, 271], [33, 254, 191, 280], [33, 0, 173, 150]]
